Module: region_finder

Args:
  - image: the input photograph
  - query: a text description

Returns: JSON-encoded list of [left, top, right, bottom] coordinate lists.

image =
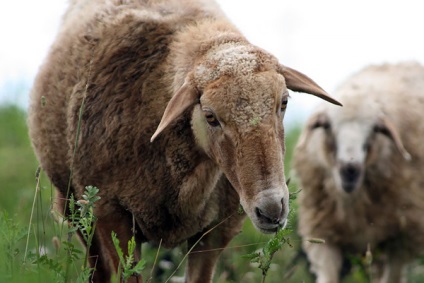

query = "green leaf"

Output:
[[132, 259, 146, 274], [111, 232, 125, 266]]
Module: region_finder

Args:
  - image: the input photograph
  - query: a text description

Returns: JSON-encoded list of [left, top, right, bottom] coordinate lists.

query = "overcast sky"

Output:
[[1, 0, 423, 123]]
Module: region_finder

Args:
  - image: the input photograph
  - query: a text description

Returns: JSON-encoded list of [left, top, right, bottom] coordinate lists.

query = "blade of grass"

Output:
[[23, 166, 41, 263], [164, 213, 235, 283]]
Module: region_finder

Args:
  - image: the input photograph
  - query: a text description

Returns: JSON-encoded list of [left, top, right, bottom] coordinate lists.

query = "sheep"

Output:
[[292, 61, 424, 283], [28, 0, 340, 282]]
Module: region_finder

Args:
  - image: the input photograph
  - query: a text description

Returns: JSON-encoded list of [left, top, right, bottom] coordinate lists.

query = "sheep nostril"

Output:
[[340, 164, 361, 183], [255, 206, 282, 225]]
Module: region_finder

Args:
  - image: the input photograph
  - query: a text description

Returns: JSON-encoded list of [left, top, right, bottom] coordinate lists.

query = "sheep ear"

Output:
[[278, 65, 342, 106], [375, 116, 411, 161], [297, 112, 330, 148], [151, 79, 199, 142]]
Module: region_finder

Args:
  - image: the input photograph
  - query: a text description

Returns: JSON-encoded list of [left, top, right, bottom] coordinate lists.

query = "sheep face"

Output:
[[329, 118, 374, 193], [151, 45, 341, 233], [301, 100, 410, 194], [191, 71, 290, 233]]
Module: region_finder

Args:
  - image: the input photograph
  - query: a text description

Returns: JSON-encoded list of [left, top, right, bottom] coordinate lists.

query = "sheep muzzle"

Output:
[[248, 188, 289, 233], [338, 162, 363, 193], [229, 127, 289, 234]]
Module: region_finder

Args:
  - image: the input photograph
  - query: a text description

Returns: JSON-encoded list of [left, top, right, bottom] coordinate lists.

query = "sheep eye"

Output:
[[204, 110, 220, 127], [281, 97, 288, 111], [315, 121, 330, 130]]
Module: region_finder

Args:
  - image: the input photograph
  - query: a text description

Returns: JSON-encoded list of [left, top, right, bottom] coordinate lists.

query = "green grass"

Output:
[[0, 104, 85, 282], [1, 103, 424, 282]]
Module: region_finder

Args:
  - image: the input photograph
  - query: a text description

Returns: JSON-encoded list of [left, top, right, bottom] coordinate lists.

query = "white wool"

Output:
[[195, 42, 258, 86]]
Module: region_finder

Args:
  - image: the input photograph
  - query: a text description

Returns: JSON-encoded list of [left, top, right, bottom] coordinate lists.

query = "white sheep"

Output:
[[28, 0, 339, 282], [293, 62, 424, 283]]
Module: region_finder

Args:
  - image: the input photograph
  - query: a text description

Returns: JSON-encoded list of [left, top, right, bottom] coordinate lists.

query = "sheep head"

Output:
[[298, 98, 411, 194], [152, 44, 340, 233]]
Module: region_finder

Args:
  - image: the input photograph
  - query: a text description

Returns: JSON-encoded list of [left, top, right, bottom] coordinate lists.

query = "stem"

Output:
[[63, 40, 95, 220], [147, 239, 162, 283], [164, 214, 234, 283], [23, 167, 41, 263]]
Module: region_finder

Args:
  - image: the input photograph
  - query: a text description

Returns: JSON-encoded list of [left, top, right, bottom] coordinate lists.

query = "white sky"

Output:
[[1, 0, 423, 123]]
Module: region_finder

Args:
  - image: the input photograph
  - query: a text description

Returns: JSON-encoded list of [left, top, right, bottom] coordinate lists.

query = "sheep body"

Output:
[[293, 62, 424, 283], [28, 0, 338, 282]]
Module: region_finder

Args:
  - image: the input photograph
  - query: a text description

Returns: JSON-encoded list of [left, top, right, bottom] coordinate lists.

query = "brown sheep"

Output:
[[293, 62, 424, 283], [28, 0, 340, 282]]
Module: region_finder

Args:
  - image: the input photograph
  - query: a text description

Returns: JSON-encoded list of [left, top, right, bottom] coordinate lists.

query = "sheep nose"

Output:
[[340, 163, 361, 183], [339, 162, 362, 192], [255, 198, 284, 225]]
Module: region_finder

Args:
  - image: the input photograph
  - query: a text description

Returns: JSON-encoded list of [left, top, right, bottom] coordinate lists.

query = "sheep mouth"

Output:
[[341, 181, 359, 193], [258, 226, 279, 234], [256, 218, 287, 234]]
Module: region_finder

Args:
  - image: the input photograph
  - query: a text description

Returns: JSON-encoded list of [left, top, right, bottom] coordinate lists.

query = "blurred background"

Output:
[[1, 0, 423, 122], [1, 0, 423, 282]]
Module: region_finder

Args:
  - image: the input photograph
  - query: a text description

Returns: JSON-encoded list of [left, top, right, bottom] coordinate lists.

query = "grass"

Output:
[[1, 103, 424, 282]]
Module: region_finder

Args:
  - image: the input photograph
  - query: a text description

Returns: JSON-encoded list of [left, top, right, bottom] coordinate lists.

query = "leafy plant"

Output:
[[67, 186, 100, 243], [111, 232, 146, 282], [65, 186, 100, 278], [244, 228, 292, 283]]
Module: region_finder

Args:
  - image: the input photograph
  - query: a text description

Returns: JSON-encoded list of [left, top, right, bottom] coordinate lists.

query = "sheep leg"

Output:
[[185, 178, 245, 283], [88, 210, 142, 283], [376, 257, 406, 283], [185, 211, 245, 283], [303, 241, 342, 283]]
